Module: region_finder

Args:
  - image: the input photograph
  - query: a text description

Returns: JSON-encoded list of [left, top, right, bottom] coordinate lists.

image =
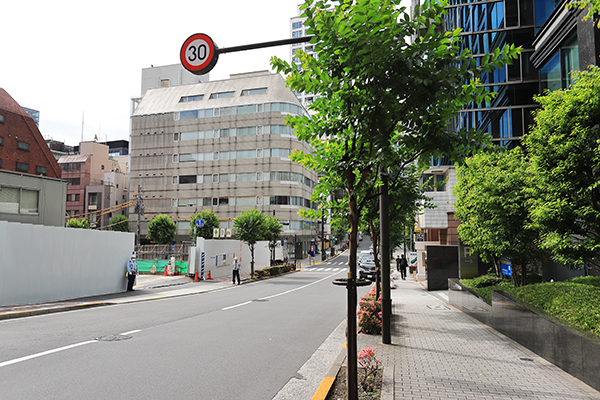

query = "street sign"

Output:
[[195, 219, 204, 227], [501, 259, 512, 276], [180, 33, 219, 75]]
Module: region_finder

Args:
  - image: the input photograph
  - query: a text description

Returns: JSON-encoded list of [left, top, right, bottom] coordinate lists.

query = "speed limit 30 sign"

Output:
[[180, 33, 219, 75]]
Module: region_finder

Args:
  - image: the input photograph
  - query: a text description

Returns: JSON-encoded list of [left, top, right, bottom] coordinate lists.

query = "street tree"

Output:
[[233, 208, 267, 276], [109, 215, 130, 232], [264, 215, 284, 265], [147, 214, 176, 244], [272, 0, 519, 396], [66, 218, 90, 229], [454, 148, 542, 286], [189, 210, 220, 241], [524, 66, 600, 270]]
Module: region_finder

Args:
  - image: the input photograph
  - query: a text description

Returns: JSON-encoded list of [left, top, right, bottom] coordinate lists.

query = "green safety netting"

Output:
[[135, 260, 188, 275]]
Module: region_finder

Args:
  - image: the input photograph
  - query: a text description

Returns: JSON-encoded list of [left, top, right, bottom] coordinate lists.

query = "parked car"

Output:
[[359, 256, 377, 281]]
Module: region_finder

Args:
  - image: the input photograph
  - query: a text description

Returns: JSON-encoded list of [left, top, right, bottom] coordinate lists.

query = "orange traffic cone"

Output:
[[207, 270, 212, 280], [164, 266, 168, 276], [194, 271, 198, 282]]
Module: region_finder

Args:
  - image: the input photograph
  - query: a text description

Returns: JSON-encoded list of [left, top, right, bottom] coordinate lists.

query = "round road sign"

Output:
[[180, 33, 219, 75]]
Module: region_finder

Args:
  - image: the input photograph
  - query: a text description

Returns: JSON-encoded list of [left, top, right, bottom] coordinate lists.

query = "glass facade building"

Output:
[[443, 0, 589, 149]]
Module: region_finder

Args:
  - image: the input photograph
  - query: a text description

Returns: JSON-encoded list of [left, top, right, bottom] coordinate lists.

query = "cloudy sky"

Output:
[[1, 1, 305, 146]]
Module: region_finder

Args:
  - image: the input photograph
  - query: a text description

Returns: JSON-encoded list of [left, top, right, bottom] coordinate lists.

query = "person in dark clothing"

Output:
[[399, 254, 408, 280]]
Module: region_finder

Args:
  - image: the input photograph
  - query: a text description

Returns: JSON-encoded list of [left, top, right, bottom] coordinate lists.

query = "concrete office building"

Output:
[[130, 70, 318, 257]]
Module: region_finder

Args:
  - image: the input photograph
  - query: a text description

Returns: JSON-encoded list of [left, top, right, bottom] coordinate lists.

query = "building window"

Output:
[[0, 158, 2, 168], [101, 165, 105, 170], [212, 174, 219, 183], [36, 166, 47, 175], [209, 91, 234, 99], [16, 162, 29, 172], [0, 187, 39, 214], [180, 94, 204, 102], [179, 175, 197, 184], [60, 162, 82, 171], [173, 154, 179, 163], [241, 88, 267, 96], [0, 136, 3, 145], [67, 193, 81, 202], [292, 21, 303, 29], [0, 114, 4, 123], [17, 141, 30, 151], [212, 197, 218, 206], [173, 132, 179, 141], [173, 176, 179, 185], [292, 30, 303, 38]]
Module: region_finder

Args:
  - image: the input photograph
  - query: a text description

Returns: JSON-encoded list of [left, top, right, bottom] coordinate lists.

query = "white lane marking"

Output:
[[222, 301, 253, 311], [0, 340, 98, 368], [259, 272, 339, 300], [0, 330, 143, 369], [221, 272, 341, 311], [121, 329, 141, 335]]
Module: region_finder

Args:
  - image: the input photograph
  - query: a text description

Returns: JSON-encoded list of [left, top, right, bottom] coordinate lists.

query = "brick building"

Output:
[[0, 88, 66, 226], [0, 88, 61, 178]]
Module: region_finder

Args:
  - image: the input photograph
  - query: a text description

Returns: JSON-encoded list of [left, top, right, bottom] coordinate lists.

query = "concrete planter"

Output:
[[448, 278, 600, 392]]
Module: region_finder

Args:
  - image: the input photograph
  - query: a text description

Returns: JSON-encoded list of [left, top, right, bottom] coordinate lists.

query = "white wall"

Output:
[[189, 238, 271, 279], [0, 221, 134, 306]]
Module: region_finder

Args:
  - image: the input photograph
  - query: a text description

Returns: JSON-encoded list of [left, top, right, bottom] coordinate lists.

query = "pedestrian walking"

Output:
[[232, 257, 241, 285], [126, 253, 138, 291], [399, 254, 408, 280]]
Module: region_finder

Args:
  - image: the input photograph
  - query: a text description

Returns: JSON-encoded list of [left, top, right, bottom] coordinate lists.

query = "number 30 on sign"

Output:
[[180, 33, 219, 75]]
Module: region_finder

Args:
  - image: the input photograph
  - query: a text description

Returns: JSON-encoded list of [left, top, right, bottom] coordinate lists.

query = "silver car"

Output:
[[359, 256, 377, 281]]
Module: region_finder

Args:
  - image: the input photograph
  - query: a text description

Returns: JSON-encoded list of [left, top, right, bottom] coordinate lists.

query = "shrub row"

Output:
[[461, 274, 600, 337], [254, 264, 296, 278]]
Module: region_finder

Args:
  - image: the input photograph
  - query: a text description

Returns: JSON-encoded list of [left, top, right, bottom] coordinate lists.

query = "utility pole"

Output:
[[380, 168, 392, 344], [134, 185, 144, 246]]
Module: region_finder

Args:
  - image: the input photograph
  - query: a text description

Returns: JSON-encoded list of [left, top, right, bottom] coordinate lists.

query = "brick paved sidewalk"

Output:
[[359, 279, 600, 400]]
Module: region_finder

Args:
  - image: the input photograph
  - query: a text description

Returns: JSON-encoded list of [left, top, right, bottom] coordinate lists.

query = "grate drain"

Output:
[[426, 304, 450, 310], [96, 334, 133, 342]]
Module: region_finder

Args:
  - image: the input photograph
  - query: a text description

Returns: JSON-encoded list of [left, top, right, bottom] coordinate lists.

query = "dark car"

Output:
[[359, 256, 377, 281]]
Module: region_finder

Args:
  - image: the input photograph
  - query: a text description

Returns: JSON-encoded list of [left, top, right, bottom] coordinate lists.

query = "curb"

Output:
[[0, 302, 110, 321], [311, 343, 346, 400]]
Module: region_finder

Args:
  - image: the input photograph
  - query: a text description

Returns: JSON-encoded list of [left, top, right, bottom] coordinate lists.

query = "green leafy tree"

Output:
[[272, 0, 519, 278], [264, 215, 284, 265], [567, 0, 600, 27], [524, 66, 600, 270], [454, 148, 542, 286], [109, 215, 130, 232], [233, 208, 267, 276], [66, 218, 90, 229], [272, 0, 518, 395], [189, 210, 220, 240], [147, 214, 177, 244]]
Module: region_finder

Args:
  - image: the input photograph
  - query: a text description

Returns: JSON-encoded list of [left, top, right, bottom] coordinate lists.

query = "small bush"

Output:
[[358, 288, 382, 335], [468, 274, 505, 288], [254, 264, 296, 278], [571, 276, 600, 288]]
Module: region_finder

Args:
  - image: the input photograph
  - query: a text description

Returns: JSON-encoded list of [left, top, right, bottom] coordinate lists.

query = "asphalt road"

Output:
[[0, 249, 372, 400]]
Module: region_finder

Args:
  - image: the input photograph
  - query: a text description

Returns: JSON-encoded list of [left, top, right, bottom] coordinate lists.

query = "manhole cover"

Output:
[[96, 334, 133, 342], [426, 304, 450, 310]]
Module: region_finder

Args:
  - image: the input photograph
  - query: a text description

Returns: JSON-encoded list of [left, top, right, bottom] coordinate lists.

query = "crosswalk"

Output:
[[301, 261, 347, 273]]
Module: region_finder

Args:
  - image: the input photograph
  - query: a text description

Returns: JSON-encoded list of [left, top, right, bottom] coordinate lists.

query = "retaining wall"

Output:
[[448, 278, 600, 392]]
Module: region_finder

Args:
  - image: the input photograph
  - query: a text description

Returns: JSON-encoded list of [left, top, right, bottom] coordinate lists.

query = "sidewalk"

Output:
[[354, 278, 600, 400]]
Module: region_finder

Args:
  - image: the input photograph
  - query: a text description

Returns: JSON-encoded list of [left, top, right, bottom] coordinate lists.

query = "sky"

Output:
[[1, 1, 305, 146]]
